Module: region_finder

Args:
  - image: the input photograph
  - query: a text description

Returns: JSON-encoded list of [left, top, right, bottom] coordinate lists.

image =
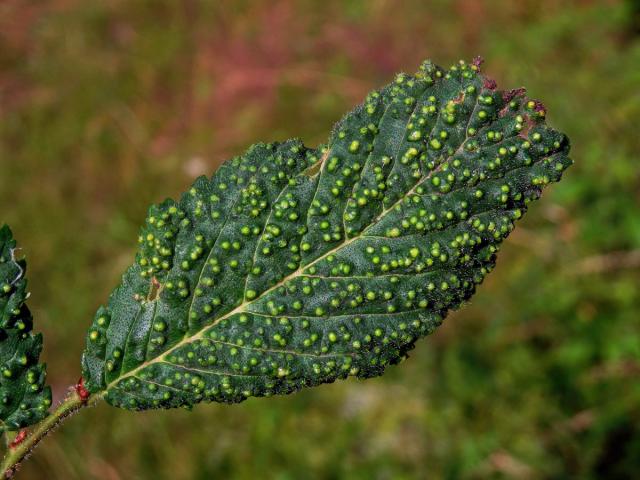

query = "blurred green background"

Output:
[[1, 0, 639, 478]]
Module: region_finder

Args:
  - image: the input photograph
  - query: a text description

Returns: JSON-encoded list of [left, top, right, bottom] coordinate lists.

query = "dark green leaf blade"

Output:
[[82, 59, 571, 410], [0, 225, 52, 432]]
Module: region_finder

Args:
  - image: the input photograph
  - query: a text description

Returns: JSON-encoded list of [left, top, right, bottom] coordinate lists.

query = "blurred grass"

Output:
[[1, 0, 639, 478]]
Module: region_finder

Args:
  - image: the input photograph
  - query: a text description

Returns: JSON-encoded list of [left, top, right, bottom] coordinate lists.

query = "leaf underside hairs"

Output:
[[81, 58, 571, 411]]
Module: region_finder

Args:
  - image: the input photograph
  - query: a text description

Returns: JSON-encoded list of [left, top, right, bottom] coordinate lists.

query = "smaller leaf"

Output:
[[0, 225, 52, 433]]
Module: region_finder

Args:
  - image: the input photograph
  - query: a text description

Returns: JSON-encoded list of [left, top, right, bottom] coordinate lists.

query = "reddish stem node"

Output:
[[8, 431, 27, 450], [75, 378, 90, 403]]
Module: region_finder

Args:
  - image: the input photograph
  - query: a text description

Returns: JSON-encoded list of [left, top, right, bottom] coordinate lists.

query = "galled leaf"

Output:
[[0, 225, 52, 432], [82, 59, 571, 410]]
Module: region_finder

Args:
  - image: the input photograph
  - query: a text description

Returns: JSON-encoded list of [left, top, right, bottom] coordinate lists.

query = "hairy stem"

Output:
[[1, 388, 103, 478]]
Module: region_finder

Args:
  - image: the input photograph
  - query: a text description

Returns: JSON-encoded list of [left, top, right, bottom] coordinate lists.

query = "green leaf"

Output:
[[82, 59, 571, 410], [0, 225, 52, 432]]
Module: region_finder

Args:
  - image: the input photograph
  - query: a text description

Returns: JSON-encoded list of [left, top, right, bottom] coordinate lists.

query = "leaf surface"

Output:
[[82, 59, 571, 410], [0, 225, 52, 431]]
